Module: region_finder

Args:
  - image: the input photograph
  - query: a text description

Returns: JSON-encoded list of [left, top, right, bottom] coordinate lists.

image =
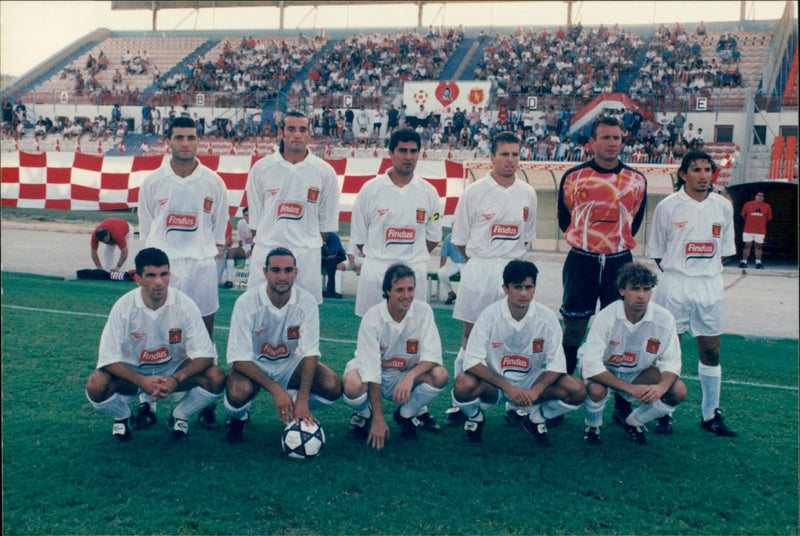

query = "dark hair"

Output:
[[591, 115, 621, 138], [167, 116, 197, 138], [676, 149, 716, 191], [502, 260, 539, 287], [280, 109, 308, 130], [491, 131, 521, 155], [135, 247, 170, 275], [388, 128, 421, 152], [265, 247, 296, 269], [242, 206, 248, 215], [382, 263, 416, 298], [615, 261, 658, 289], [95, 228, 109, 242]]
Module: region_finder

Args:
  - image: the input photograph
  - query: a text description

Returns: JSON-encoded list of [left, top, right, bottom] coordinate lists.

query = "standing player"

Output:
[[85, 248, 226, 442], [342, 264, 448, 449], [557, 115, 647, 424], [436, 232, 466, 304], [223, 247, 342, 442], [90, 217, 132, 273], [138, 116, 228, 428], [223, 207, 254, 288], [244, 109, 339, 304], [739, 192, 772, 269], [350, 129, 442, 316], [451, 260, 584, 444], [648, 149, 738, 437], [580, 262, 686, 446], [444, 131, 537, 425]]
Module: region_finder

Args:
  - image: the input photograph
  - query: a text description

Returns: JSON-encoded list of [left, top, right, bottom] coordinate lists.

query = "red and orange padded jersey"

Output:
[[557, 160, 647, 254]]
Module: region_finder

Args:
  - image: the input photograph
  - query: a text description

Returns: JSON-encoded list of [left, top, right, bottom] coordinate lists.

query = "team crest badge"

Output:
[[532, 338, 544, 353], [646, 338, 660, 353], [712, 222, 722, 237], [406, 339, 419, 354], [169, 328, 182, 344], [468, 88, 485, 105], [287, 326, 300, 340], [416, 208, 426, 223], [523, 207, 529, 221], [307, 187, 320, 203], [203, 196, 213, 212]]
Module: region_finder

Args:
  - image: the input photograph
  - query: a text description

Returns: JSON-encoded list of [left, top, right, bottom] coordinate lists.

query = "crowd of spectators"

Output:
[[2, 108, 129, 143]]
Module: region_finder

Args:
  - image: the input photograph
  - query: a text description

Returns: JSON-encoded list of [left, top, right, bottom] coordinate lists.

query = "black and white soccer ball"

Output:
[[281, 419, 325, 459]]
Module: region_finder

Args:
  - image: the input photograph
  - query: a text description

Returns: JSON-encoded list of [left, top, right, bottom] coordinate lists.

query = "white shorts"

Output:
[[452, 257, 511, 323], [126, 360, 187, 402], [742, 232, 765, 244], [169, 257, 219, 316], [583, 370, 645, 403], [653, 271, 723, 337], [478, 369, 544, 412], [355, 257, 427, 317], [248, 244, 322, 305], [343, 359, 422, 401]]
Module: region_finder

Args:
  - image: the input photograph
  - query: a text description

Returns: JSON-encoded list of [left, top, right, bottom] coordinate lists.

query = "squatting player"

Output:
[[244, 110, 339, 304], [451, 260, 584, 445], [85, 248, 226, 442], [223, 247, 342, 442], [342, 263, 448, 450], [579, 262, 686, 446], [648, 149, 738, 437]]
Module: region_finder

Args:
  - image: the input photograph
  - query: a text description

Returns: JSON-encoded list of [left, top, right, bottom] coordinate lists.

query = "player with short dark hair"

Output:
[[342, 263, 448, 449], [579, 262, 686, 446], [648, 149, 738, 437], [223, 247, 342, 443], [85, 247, 226, 442], [90, 217, 132, 273], [451, 260, 584, 445]]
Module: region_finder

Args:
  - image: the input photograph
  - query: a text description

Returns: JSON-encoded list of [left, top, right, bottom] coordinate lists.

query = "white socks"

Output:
[[173, 386, 219, 420], [87, 391, 133, 420], [699, 362, 722, 421], [399, 383, 444, 419]]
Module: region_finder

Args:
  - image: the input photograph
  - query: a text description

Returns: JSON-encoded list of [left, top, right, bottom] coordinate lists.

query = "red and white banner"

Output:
[[403, 81, 492, 114], [0, 152, 467, 224]]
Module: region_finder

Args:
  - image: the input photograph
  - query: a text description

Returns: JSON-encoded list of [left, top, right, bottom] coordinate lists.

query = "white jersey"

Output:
[[463, 298, 565, 384], [647, 187, 735, 277], [236, 218, 254, 247], [226, 284, 320, 379], [351, 300, 443, 385], [97, 287, 217, 372], [579, 300, 682, 380], [138, 160, 229, 260], [350, 173, 442, 264], [245, 151, 339, 250], [451, 173, 537, 259]]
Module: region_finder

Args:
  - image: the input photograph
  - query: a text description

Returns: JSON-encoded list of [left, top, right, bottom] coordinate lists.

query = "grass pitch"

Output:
[[1, 272, 798, 535]]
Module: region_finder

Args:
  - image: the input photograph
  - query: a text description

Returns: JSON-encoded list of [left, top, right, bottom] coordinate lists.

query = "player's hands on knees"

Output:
[[368, 419, 390, 450], [272, 389, 294, 424], [393, 377, 414, 405]]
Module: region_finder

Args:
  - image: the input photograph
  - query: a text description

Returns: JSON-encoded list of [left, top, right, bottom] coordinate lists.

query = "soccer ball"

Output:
[[280, 419, 325, 459]]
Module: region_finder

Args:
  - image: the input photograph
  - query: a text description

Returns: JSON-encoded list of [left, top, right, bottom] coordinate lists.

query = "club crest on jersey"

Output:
[[501, 355, 530, 374], [646, 338, 660, 353], [165, 213, 198, 233], [523, 207, 529, 221], [416, 208, 426, 223], [608, 352, 637, 367], [307, 187, 320, 203], [382, 357, 408, 370], [406, 339, 419, 354], [258, 342, 289, 361], [277, 203, 304, 220], [203, 196, 213, 212], [712, 222, 722, 237], [139, 347, 169, 365], [169, 328, 182, 344], [385, 227, 416, 245], [532, 338, 544, 353], [287, 325, 300, 340], [491, 223, 520, 242], [685, 241, 715, 258]]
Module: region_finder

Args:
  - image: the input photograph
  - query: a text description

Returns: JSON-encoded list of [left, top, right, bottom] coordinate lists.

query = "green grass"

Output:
[[2, 272, 798, 535]]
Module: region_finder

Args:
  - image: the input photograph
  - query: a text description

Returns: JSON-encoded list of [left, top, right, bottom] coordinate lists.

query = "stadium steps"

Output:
[[456, 34, 489, 81], [14, 41, 102, 95], [439, 38, 474, 80], [141, 39, 219, 94], [615, 34, 652, 94]]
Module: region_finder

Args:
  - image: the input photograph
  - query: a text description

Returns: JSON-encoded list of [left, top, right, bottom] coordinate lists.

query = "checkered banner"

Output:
[[0, 152, 468, 224]]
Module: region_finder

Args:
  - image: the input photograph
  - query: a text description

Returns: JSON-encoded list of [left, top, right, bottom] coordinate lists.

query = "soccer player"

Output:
[[648, 149, 738, 437], [90, 217, 132, 273], [244, 109, 340, 304], [739, 191, 772, 269], [223, 247, 343, 443], [579, 262, 686, 446], [350, 128, 442, 316], [85, 248, 226, 442], [342, 263, 448, 449], [451, 260, 584, 445], [223, 206, 254, 288], [436, 232, 466, 305], [138, 116, 228, 429], [444, 131, 537, 426]]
